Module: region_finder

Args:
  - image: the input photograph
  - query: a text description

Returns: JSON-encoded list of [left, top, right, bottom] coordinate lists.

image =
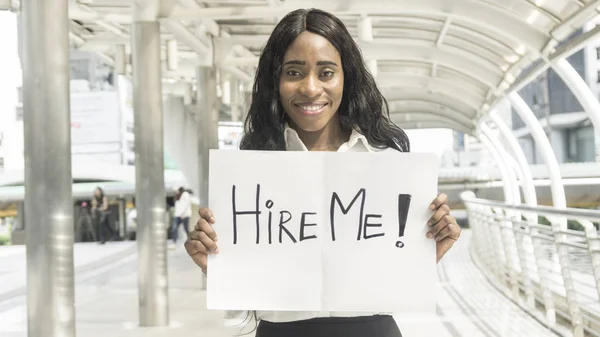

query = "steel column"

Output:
[[132, 20, 169, 327], [196, 66, 219, 206], [22, 0, 75, 336]]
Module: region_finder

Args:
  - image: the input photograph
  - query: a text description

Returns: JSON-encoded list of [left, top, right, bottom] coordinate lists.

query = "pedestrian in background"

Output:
[[170, 187, 191, 248]]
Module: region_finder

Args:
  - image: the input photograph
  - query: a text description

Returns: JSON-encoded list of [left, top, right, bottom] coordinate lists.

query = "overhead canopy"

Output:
[[66, 0, 600, 134]]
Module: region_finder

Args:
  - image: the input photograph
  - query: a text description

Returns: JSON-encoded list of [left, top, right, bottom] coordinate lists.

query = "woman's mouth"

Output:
[[294, 102, 328, 116]]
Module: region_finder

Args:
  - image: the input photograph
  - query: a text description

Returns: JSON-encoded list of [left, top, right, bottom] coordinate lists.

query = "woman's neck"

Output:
[[290, 118, 350, 151]]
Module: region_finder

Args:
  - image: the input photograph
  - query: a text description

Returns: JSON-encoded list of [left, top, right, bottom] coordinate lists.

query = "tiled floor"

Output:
[[0, 231, 560, 337]]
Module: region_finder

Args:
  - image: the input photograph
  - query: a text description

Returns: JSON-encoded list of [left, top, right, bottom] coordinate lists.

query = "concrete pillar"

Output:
[[163, 95, 200, 194], [114, 44, 127, 75], [21, 0, 75, 336], [230, 79, 241, 122], [196, 66, 219, 206], [118, 198, 126, 238], [548, 129, 566, 163], [242, 86, 252, 122], [358, 16, 377, 79], [196, 66, 218, 291], [131, 17, 169, 326]]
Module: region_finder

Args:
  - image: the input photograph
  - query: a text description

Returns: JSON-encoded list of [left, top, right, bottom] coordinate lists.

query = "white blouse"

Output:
[[256, 126, 396, 323]]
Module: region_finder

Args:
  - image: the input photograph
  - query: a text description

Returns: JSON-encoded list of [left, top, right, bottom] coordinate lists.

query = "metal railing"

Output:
[[461, 191, 600, 337]]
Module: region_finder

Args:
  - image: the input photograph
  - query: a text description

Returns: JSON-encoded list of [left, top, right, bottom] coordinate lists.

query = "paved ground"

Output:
[[0, 231, 560, 337], [0, 241, 242, 337]]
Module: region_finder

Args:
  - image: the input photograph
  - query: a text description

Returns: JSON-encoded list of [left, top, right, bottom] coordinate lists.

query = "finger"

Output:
[[451, 223, 462, 240], [427, 214, 453, 238], [198, 231, 219, 253], [184, 238, 209, 255], [429, 193, 448, 210], [184, 240, 208, 270], [434, 224, 454, 242], [186, 233, 211, 254], [195, 218, 218, 242], [427, 204, 450, 226], [190, 248, 208, 270], [198, 207, 216, 224]]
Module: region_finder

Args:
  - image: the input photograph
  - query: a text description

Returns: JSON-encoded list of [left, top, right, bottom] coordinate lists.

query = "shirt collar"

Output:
[[284, 125, 372, 152]]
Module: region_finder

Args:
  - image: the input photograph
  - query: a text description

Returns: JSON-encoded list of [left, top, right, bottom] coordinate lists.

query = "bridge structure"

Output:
[[1, 0, 600, 336]]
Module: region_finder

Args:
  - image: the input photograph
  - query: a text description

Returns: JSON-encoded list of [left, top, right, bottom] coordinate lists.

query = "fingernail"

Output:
[[426, 232, 433, 239], [214, 248, 220, 254], [429, 204, 436, 210], [210, 216, 216, 223], [214, 236, 218, 242], [427, 221, 432, 227]]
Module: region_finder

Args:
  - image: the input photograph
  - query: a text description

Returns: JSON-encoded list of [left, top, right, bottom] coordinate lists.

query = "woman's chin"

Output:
[[291, 122, 328, 133], [288, 115, 334, 133]]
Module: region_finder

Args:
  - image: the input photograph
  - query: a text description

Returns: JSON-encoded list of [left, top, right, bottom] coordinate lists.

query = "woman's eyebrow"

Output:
[[283, 60, 338, 67], [283, 60, 306, 66], [316, 61, 338, 67]]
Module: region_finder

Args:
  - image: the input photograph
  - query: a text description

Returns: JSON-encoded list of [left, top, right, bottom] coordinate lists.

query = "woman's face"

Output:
[[279, 31, 344, 132], [94, 189, 101, 197]]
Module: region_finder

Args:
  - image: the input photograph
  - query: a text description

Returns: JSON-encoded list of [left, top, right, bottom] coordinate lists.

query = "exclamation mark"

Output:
[[396, 194, 411, 248]]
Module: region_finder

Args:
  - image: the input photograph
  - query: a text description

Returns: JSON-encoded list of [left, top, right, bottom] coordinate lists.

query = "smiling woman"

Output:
[[239, 8, 410, 153], [185, 7, 462, 337]]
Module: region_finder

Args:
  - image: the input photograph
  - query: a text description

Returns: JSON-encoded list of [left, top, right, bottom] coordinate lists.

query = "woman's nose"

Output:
[[298, 75, 323, 97]]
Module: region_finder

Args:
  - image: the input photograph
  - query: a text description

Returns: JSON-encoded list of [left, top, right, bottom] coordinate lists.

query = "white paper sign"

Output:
[[207, 150, 439, 313]]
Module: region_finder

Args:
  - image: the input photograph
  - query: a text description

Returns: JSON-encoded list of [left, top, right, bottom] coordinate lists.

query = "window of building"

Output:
[[15, 105, 23, 121], [70, 58, 92, 81], [597, 70, 600, 83], [568, 126, 595, 162], [596, 47, 600, 60]]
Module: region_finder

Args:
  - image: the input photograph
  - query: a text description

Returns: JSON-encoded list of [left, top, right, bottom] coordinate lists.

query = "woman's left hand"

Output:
[[427, 193, 461, 262]]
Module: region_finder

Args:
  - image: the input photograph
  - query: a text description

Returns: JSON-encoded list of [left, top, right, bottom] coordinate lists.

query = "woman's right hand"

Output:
[[184, 207, 219, 274]]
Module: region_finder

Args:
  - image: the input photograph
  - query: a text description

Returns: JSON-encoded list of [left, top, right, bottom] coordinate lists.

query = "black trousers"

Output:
[[95, 211, 114, 243], [256, 315, 402, 337]]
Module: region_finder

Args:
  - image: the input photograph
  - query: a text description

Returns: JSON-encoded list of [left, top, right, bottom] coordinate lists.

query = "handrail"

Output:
[[462, 192, 600, 337], [462, 193, 600, 223]]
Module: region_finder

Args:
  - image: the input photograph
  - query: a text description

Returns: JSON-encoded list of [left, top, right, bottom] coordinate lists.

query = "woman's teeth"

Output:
[[298, 104, 326, 111]]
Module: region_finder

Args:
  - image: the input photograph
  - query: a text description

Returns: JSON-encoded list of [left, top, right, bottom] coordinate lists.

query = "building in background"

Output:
[[449, 27, 597, 167], [513, 28, 595, 164], [0, 50, 134, 170]]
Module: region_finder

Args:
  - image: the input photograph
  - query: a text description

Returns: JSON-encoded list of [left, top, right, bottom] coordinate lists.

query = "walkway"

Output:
[[0, 242, 235, 337], [0, 231, 558, 337]]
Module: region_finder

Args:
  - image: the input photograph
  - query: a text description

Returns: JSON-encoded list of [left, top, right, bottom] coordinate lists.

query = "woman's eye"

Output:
[[286, 70, 301, 76], [321, 70, 334, 77]]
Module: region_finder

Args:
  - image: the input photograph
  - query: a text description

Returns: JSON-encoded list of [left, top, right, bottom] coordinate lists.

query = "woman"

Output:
[[171, 187, 192, 245], [91, 187, 113, 244], [185, 8, 461, 337]]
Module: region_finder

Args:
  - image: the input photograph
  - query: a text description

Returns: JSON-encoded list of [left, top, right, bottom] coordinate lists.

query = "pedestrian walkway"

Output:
[[0, 231, 560, 337], [0, 242, 240, 337]]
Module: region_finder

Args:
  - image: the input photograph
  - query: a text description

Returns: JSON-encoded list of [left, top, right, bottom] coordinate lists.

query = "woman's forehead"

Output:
[[283, 31, 341, 62]]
